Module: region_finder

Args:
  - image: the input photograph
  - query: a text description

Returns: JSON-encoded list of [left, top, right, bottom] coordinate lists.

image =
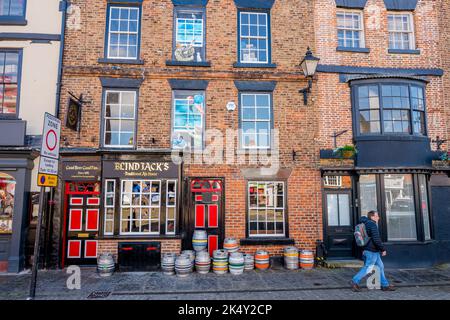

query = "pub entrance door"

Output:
[[185, 178, 224, 256], [63, 182, 101, 266]]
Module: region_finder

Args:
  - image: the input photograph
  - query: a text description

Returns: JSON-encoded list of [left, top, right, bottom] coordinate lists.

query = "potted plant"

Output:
[[333, 145, 357, 159], [439, 151, 450, 162]]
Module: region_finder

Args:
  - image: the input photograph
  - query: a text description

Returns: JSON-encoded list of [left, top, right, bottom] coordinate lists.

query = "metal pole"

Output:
[[28, 187, 46, 300]]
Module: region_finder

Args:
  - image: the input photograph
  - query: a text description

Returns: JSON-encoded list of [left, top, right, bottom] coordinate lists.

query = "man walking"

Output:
[[350, 210, 396, 292]]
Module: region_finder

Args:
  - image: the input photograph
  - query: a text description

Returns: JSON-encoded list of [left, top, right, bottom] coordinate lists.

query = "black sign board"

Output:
[[103, 161, 179, 179], [65, 98, 82, 131], [62, 161, 102, 181]]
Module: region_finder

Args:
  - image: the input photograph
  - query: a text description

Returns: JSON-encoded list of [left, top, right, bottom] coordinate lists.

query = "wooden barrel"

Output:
[[254, 250, 270, 270], [223, 237, 239, 253], [244, 254, 254, 271], [228, 252, 245, 275], [195, 250, 211, 274], [299, 250, 315, 270], [192, 230, 208, 252], [212, 249, 228, 274], [97, 253, 115, 277], [284, 246, 299, 270], [175, 254, 193, 277], [161, 253, 176, 275]]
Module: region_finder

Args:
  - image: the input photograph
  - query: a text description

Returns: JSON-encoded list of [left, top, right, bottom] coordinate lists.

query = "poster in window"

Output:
[[0, 173, 15, 234]]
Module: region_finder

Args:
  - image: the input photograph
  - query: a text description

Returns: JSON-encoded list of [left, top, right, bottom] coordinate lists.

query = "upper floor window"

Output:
[[103, 90, 137, 148], [171, 90, 205, 151], [173, 7, 205, 63], [0, 51, 20, 117], [0, 0, 25, 17], [240, 93, 272, 149], [239, 11, 270, 64], [106, 5, 140, 60], [388, 13, 415, 50], [353, 80, 426, 136], [337, 11, 364, 48]]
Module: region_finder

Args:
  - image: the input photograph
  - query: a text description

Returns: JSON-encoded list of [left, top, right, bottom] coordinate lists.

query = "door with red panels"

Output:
[[186, 178, 224, 256], [64, 182, 100, 266]]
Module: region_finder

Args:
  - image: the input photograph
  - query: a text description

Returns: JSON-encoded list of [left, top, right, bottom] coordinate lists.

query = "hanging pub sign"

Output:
[[62, 161, 102, 181], [65, 97, 82, 131], [103, 160, 179, 179]]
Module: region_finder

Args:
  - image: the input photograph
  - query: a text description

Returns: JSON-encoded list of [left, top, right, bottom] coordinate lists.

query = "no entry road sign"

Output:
[[40, 112, 61, 160]]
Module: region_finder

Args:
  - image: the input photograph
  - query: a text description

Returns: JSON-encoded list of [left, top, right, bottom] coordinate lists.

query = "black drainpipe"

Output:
[[55, 0, 68, 118]]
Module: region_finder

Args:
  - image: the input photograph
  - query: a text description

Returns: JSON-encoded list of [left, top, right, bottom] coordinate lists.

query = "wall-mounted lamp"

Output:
[[299, 47, 320, 105]]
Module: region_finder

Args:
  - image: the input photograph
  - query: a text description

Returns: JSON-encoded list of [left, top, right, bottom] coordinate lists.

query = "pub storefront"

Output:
[[58, 151, 182, 270]]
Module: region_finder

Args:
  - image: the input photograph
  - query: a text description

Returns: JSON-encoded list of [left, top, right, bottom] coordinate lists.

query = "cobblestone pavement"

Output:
[[1, 266, 450, 300]]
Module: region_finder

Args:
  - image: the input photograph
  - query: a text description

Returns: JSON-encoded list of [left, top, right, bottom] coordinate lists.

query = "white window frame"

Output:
[[175, 11, 204, 48], [165, 180, 177, 235], [119, 179, 161, 235], [103, 179, 115, 236], [248, 181, 286, 237], [240, 93, 272, 150], [103, 90, 136, 148], [107, 6, 140, 60], [239, 11, 269, 64], [387, 12, 415, 50], [336, 10, 365, 48]]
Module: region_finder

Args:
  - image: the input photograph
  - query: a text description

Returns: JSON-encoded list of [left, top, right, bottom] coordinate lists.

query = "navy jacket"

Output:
[[360, 216, 385, 253]]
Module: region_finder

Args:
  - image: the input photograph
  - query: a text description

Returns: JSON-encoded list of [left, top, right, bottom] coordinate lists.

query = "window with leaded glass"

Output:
[[106, 5, 140, 60], [120, 180, 161, 234], [248, 182, 285, 237], [103, 90, 136, 148], [337, 11, 364, 48], [0, 51, 19, 117], [171, 90, 205, 150], [239, 11, 269, 64], [388, 13, 415, 50]]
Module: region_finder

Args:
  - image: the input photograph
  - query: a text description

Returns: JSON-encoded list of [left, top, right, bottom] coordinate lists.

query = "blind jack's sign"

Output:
[[103, 161, 179, 179]]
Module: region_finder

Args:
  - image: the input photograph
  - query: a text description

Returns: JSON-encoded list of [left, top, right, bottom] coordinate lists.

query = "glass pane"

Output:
[[419, 175, 431, 240], [327, 194, 339, 226], [359, 175, 377, 217], [384, 174, 417, 241], [338, 194, 351, 226]]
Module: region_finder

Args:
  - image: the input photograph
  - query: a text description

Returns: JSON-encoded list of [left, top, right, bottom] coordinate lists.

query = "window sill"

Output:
[[0, 17, 27, 25], [388, 49, 421, 55], [233, 62, 277, 68], [240, 237, 295, 246], [355, 135, 429, 142], [98, 58, 145, 65], [336, 46, 370, 53], [166, 60, 211, 67]]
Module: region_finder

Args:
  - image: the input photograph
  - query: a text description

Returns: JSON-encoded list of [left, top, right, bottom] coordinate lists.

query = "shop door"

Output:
[[186, 178, 224, 256], [324, 191, 355, 258], [63, 182, 100, 266]]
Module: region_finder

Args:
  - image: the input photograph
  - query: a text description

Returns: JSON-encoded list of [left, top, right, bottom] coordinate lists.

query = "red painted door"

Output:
[[187, 179, 224, 256], [64, 182, 100, 266]]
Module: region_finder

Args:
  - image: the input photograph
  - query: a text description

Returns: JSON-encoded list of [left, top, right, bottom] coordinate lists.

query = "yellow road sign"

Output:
[[37, 173, 58, 187]]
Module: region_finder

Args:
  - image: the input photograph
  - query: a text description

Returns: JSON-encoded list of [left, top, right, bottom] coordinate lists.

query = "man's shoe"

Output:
[[350, 280, 361, 292], [381, 285, 396, 292]]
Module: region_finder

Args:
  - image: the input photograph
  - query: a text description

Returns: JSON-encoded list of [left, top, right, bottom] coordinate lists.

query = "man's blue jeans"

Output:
[[352, 250, 389, 287]]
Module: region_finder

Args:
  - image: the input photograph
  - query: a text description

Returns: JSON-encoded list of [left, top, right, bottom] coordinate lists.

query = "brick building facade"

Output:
[[48, 0, 450, 269]]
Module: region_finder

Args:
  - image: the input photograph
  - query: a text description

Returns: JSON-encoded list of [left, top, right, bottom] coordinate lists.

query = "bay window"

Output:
[[353, 80, 427, 136], [248, 181, 286, 237], [358, 173, 432, 242]]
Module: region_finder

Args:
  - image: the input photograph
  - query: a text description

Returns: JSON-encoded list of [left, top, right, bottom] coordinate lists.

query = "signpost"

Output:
[[29, 113, 61, 299]]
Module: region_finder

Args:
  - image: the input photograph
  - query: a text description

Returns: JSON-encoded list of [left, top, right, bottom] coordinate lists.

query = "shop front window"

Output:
[[384, 174, 417, 241], [120, 180, 161, 234], [0, 172, 15, 234], [166, 180, 177, 234], [358, 173, 431, 242], [104, 179, 115, 235], [248, 181, 285, 237], [171, 90, 205, 150]]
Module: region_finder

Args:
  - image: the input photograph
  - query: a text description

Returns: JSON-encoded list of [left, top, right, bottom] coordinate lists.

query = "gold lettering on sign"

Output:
[[113, 162, 171, 173]]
